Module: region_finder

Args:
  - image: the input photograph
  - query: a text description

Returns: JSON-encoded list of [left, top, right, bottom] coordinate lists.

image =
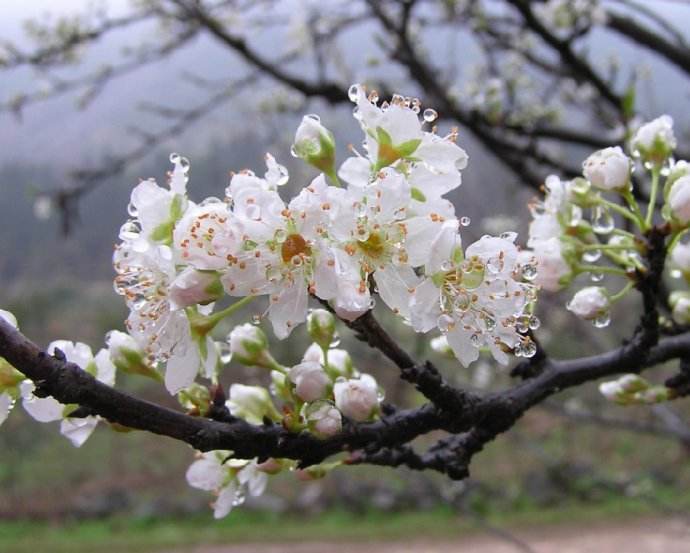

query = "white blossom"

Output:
[[668, 175, 690, 224], [567, 287, 610, 320], [631, 115, 676, 162], [333, 374, 380, 421], [411, 234, 537, 366], [289, 361, 330, 402], [21, 341, 116, 447], [186, 452, 267, 519], [582, 147, 630, 191], [304, 400, 342, 438], [226, 384, 279, 425]]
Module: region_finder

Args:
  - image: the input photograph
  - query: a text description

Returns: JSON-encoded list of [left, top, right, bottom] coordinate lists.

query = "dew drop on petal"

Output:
[[521, 264, 538, 281], [437, 314, 454, 332]]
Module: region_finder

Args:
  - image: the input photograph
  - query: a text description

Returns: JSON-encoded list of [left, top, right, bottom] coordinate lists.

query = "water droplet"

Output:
[[330, 336, 341, 348], [592, 206, 614, 234], [521, 264, 538, 281], [348, 84, 361, 102], [305, 113, 320, 123], [274, 228, 287, 243], [671, 269, 682, 279], [568, 205, 583, 227], [521, 339, 537, 358], [290, 145, 299, 158], [483, 316, 496, 331], [460, 216, 471, 227], [423, 108, 438, 123], [437, 314, 454, 332], [593, 312, 611, 328], [582, 249, 601, 263], [291, 255, 303, 267], [590, 272, 604, 282], [127, 201, 139, 217], [368, 298, 376, 309], [440, 260, 453, 271], [528, 315, 541, 330], [500, 232, 517, 242], [469, 333, 481, 347]]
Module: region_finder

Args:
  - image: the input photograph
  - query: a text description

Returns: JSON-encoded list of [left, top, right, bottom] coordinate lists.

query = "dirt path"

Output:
[[190, 516, 690, 553]]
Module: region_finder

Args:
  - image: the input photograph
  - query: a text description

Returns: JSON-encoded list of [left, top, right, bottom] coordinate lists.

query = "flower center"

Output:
[[281, 233, 311, 263], [357, 231, 386, 259]]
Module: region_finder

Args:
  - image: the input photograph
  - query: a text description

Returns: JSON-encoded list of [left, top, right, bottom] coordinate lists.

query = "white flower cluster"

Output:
[[110, 84, 542, 392], [0, 310, 126, 447]]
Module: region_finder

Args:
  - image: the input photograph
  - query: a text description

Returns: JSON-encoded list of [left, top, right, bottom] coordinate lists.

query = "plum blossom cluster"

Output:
[[519, 113, 690, 404], [109, 83, 544, 399], [181, 309, 381, 515], [10, 85, 690, 520]]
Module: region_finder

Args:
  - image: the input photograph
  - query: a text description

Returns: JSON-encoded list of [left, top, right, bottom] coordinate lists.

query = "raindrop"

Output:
[[592, 206, 614, 234], [590, 272, 604, 282], [437, 314, 454, 332], [348, 84, 361, 102], [593, 312, 611, 328], [522, 339, 537, 358], [469, 333, 481, 347], [423, 108, 438, 123], [460, 216, 471, 227], [528, 315, 541, 330], [582, 249, 601, 263], [521, 264, 538, 281], [127, 201, 139, 217]]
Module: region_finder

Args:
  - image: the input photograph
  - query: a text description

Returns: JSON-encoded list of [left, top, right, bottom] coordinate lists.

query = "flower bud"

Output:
[[307, 309, 336, 350], [600, 374, 669, 405], [289, 361, 331, 402], [0, 309, 17, 329], [292, 115, 336, 177], [256, 458, 285, 475], [169, 268, 223, 310], [430, 335, 454, 358], [668, 175, 690, 224], [226, 384, 280, 425], [582, 147, 630, 191], [670, 291, 690, 324], [106, 330, 161, 381], [177, 383, 212, 416], [227, 324, 273, 368], [304, 400, 342, 438], [333, 374, 380, 422], [326, 349, 354, 378], [631, 115, 676, 164], [671, 242, 690, 274], [567, 287, 610, 320]]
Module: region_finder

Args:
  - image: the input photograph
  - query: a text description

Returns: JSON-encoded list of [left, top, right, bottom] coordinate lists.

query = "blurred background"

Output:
[[2, 1, 690, 551]]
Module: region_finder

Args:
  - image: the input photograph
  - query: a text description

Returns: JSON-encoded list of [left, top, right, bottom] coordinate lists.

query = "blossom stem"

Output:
[[610, 281, 635, 303], [598, 197, 643, 229], [580, 243, 634, 252], [645, 165, 661, 229], [667, 228, 689, 253], [200, 296, 256, 331], [576, 264, 629, 277], [621, 188, 645, 225]]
